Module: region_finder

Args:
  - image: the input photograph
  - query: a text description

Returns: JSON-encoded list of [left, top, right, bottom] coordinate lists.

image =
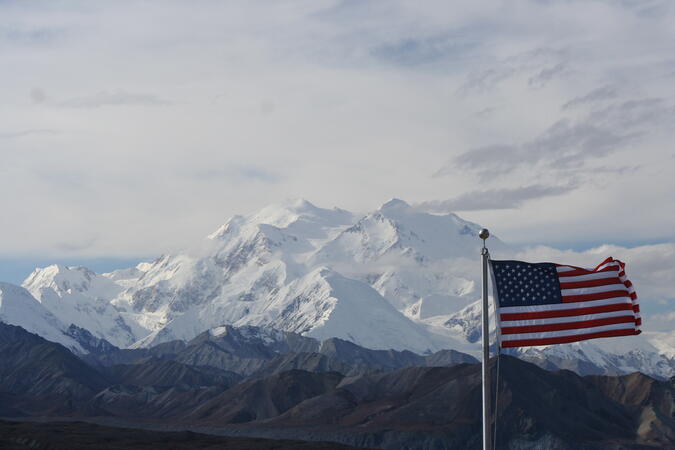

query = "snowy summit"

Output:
[[1, 199, 672, 379]]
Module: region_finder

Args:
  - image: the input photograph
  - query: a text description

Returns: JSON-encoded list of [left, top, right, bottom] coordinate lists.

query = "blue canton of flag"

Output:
[[491, 261, 562, 307]]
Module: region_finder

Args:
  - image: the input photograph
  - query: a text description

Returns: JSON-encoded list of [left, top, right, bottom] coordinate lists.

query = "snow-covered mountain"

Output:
[[0, 282, 83, 353], [22, 265, 141, 348], [4, 198, 674, 379], [112, 198, 483, 353]]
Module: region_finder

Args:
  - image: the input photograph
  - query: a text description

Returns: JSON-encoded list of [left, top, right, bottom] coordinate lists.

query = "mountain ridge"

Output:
[[2, 198, 672, 379], [0, 321, 671, 449]]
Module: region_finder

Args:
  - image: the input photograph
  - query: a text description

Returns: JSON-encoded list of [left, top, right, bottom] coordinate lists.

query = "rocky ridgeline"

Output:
[[0, 322, 673, 449]]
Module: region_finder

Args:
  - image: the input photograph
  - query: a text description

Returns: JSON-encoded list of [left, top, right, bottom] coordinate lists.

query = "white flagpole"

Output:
[[479, 228, 492, 450]]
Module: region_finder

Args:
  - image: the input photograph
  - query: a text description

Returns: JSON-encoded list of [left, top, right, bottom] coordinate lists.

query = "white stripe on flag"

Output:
[[596, 261, 622, 271], [558, 271, 624, 282], [499, 297, 634, 314], [500, 322, 637, 342], [560, 284, 629, 296], [501, 310, 636, 327]]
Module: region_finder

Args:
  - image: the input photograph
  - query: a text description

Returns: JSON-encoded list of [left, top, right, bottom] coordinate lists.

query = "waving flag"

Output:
[[490, 257, 640, 348]]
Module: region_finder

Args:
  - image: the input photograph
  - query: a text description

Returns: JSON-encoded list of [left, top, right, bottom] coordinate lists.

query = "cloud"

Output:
[[0, 129, 58, 139], [415, 184, 577, 212], [528, 62, 568, 88], [30, 88, 47, 104], [58, 91, 173, 108], [370, 32, 479, 67], [434, 145, 518, 179], [188, 166, 283, 184], [439, 95, 674, 180], [586, 98, 675, 130], [458, 47, 567, 94], [474, 107, 495, 117], [0, 0, 674, 264], [0, 26, 64, 44], [458, 66, 516, 94], [562, 85, 617, 109], [53, 237, 97, 253], [527, 119, 639, 167], [612, 0, 672, 18]]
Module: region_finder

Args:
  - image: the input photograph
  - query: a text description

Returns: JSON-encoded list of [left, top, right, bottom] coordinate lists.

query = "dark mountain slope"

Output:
[[0, 419, 368, 449], [253, 356, 673, 449], [89, 384, 226, 419], [254, 352, 354, 378], [105, 358, 241, 388], [0, 323, 108, 414], [81, 325, 478, 378], [585, 372, 675, 447], [1, 322, 671, 448], [186, 370, 344, 424]]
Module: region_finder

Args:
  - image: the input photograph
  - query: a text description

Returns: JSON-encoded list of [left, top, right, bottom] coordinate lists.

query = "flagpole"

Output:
[[479, 228, 492, 450]]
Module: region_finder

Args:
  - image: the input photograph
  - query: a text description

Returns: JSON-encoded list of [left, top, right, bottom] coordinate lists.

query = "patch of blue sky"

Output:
[[370, 33, 480, 68]]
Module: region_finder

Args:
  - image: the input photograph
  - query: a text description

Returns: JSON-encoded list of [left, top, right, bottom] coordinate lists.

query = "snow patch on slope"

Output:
[[0, 282, 83, 353], [22, 265, 140, 347]]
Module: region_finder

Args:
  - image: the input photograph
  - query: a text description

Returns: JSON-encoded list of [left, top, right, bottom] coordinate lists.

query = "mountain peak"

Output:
[[270, 198, 320, 213], [380, 198, 410, 212], [248, 198, 325, 228], [208, 199, 354, 242], [23, 264, 96, 293], [288, 198, 318, 210], [0, 282, 84, 353]]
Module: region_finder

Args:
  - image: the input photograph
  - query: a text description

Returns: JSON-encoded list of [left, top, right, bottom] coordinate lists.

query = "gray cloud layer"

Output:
[[0, 0, 674, 258], [438, 95, 675, 182], [58, 91, 173, 108], [562, 85, 617, 109], [415, 184, 577, 212]]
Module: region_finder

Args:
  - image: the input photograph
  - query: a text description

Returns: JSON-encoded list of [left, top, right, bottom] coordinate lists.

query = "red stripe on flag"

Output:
[[501, 328, 641, 348], [559, 278, 622, 289], [500, 315, 637, 335], [562, 290, 630, 303], [500, 303, 634, 321], [596, 257, 615, 269], [557, 266, 619, 277]]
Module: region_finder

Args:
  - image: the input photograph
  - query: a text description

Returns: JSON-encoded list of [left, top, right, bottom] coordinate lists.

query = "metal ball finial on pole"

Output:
[[479, 228, 492, 450]]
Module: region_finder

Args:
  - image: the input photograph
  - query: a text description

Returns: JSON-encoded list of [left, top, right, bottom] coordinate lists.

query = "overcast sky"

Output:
[[1, 1, 674, 280]]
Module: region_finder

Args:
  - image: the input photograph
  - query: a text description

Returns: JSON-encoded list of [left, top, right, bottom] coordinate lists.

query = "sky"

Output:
[[1, 1, 674, 293]]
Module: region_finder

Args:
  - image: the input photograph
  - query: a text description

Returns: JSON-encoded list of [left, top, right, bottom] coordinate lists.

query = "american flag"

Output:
[[490, 257, 640, 348]]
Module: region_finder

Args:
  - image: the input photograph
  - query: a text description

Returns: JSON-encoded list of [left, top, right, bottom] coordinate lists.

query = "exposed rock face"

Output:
[[585, 372, 675, 446], [80, 324, 478, 377], [260, 357, 673, 449], [0, 322, 672, 449], [105, 359, 241, 388], [0, 323, 108, 414], [185, 370, 345, 424]]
